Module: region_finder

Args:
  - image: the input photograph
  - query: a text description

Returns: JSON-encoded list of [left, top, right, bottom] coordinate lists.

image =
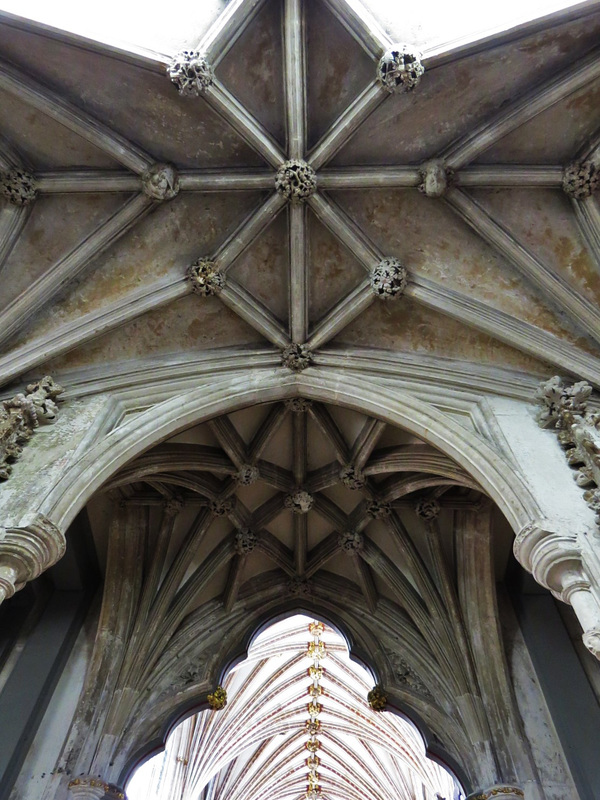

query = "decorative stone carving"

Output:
[[582, 628, 600, 659], [281, 343, 313, 372], [367, 684, 387, 710], [471, 787, 524, 800], [285, 489, 314, 514], [339, 464, 365, 490], [535, 375, 591, 429], [285, 398, 313, 413], [236, 463, 260, 485], [370, 258, 408, 300], [1, 376, 64, 481], [562, 160, 599, 199], [535, 377, 600, 526], [287, 576, 312, 595], [377, 46, 424, 93], [141, 163, 180, 201], [207, 685, 227, 710], [164, 497, 184, 516], [275, 160, 317, 202], [366, 499, 391, 519], [415, 497, 440, 521], [338, 530, 364, 554], [187, 258, 225, 295], [168, 50, 213, 95], [210, 498, 233, 516], [0, 515, 65, 603], [418, 160, 453, 198], [234, 528, 258, 554], [386, 650, 432, 697], [0, 168, 37, 206], [67, 777, 125, 800]]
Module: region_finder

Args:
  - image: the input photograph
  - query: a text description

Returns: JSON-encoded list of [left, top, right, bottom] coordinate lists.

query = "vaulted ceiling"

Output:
[[0, 0, 599, 392]]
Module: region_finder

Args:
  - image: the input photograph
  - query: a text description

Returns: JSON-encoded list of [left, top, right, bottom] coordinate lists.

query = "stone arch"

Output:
[[119, 597, 472, 795], [40, 368, 539, 536]]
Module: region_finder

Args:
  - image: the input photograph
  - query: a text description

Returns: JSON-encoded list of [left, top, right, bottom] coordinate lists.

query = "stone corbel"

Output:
[[0, 515, 65, 603], [68, 776, 126, 800], [514, 520, 600, 660]]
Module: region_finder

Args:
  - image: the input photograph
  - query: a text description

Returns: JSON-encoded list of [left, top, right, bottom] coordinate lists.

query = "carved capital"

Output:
[[141, 163, 180, 201], [562, 160, 599, 199], [371, 257, 408, 300], [281, 344, 313, 372], [168, 51, 213, 96], [377, 46, 424, 93], [418, 159, 453, 198], [0, 515, 65, 603], [67, 776, 126, 800], [187, 258, 225, 295], [0, 168, 37, 206], [275, 160, 317, 202]]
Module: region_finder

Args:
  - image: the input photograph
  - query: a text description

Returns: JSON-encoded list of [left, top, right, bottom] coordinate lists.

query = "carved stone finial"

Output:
[[419, 160, 453, 198], [234, 528, 258, 554], [339, 464, 365, 490], [1, 377, 64, 481], [67, 777, 126, 800], [562, 161, 599, 200], [285, 489, 314, 514], [371, 258, 408, 299], [142, 163, 180, 201], [377, 46, 424, 93], [281, 343, 313, 372], [275, 159, 317, 202], [168, 50, 214, 96], [207, 685, 227, 710], [285, 398, 313, 413], [415, 497, 440, 521], [0, 168, 37, 206], [236, 464, 260, 485], [187, 258, 225, 295], [338, 530, 364, 555], [367, 684, 387, 711], [366, 499, 391, 519], [210, 498, 233, 516], [164, 497, 184, 516], [287, 576, 312, 595]]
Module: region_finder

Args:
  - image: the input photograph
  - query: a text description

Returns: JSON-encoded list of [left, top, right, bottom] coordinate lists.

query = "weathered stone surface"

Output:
[[168, 50, 213, 95], [141, 163, 180, 201], [281, 344, 313, 371], [275, 160, 317, 202], [377, 46, 424, 93], [187, 258, 225, 295]]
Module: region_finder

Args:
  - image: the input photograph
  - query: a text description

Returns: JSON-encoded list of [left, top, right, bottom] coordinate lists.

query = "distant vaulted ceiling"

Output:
[[0, 0, 599, 393]]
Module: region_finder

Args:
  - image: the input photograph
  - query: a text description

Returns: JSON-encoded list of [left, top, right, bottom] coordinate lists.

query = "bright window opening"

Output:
[[127, 615, 464, 800]]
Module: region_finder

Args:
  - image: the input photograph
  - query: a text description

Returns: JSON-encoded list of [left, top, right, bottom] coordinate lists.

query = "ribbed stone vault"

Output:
[[127, 616, 461, 800]]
